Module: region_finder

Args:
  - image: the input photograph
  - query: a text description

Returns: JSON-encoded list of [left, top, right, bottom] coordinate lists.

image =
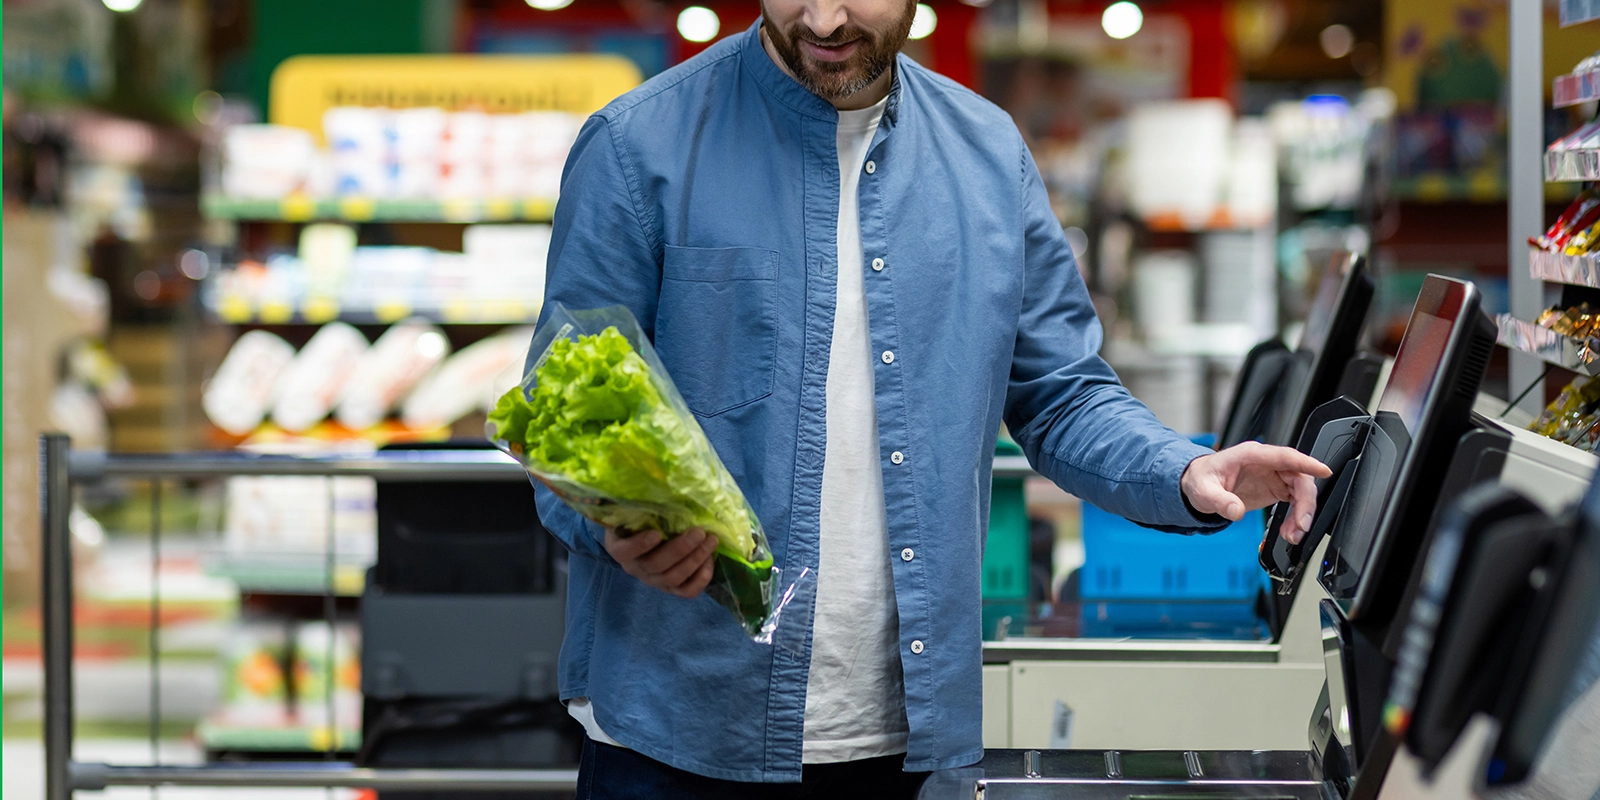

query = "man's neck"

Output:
[[760, 26, 893, 111]]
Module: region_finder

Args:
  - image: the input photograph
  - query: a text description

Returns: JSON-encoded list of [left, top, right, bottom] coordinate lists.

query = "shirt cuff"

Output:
[[1151, 439, 1231, 533]]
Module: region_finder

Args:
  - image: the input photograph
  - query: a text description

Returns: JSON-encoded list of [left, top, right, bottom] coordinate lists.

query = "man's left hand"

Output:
[[1180, 442, 1333, 544]]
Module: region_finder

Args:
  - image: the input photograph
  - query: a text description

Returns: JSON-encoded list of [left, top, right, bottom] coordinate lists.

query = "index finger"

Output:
[[1246, 445, 1331, 479]]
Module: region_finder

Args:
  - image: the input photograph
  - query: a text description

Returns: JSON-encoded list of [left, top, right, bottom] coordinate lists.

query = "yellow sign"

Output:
[[269, 54, 643, 141]]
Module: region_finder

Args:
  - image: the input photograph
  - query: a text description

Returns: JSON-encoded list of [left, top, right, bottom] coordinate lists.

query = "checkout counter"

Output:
[[946, 274, 1600, 799], [981, 251, 1380, 751]]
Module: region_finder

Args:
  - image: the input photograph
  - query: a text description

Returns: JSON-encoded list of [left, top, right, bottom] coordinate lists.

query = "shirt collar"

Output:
[[740, 20, 904, 129]]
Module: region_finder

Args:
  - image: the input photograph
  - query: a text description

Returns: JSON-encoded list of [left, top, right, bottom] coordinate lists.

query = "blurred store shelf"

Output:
[[1560, 0, 1600, 26], [1140, 210, 1271, 233], [203, 194, 556, 223], [1529, 248, 1600, 288], [206, 553, 368, 597], [1554, 69, 1600, 107], [206, 295, 540, 326], [1495, 313, 1600, 375], [197, 720, 360, 756], [1545, 149, 1600, 182]]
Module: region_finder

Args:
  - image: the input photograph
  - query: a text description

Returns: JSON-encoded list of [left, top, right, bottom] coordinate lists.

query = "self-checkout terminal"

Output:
[[1217, 251, 1379, 451], [924, 274, 1600, 800]]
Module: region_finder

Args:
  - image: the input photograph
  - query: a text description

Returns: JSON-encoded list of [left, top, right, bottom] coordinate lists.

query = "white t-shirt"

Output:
[[567, 98, 906, 763], [802, 96, 907, 764]]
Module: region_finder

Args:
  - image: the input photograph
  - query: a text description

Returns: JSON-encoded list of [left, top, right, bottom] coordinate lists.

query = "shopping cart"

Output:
[[37, 433, 580, 798]]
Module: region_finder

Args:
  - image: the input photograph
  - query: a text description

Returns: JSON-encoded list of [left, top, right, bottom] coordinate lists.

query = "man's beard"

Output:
[[760, 1, 915, 102]]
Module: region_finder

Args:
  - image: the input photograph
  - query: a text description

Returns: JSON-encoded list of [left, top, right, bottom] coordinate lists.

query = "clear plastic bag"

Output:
[[487, 304, 808, 642]]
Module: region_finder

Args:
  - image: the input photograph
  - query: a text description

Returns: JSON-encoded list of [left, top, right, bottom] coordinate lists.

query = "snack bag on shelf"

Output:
[[335, 318, 451, 430], [1534, 190, 1598, 251], [292, 622, 361, 740], [486, 304, 812, 642], [272, 322, 370, 433], [219, 622, 291, 726], [205, 330, 296, 436]]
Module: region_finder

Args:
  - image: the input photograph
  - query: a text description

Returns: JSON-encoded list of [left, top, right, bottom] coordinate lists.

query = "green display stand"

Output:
[[982, 436, 1031, 639]]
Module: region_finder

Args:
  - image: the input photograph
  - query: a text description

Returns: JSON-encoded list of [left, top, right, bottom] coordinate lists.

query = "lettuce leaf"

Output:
[[488, 327, 759, 563]]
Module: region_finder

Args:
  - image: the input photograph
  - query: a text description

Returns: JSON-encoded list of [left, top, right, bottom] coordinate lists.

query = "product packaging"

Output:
[[486, 304, 812, 642], [206, 330, 297, 435], [272, 322, 370, 432], [335, 318, 451, 430]]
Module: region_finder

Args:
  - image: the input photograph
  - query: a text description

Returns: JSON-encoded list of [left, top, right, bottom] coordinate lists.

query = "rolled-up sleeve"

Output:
[[1001, 142, 1222, 533], [527, 114, 663, 561]]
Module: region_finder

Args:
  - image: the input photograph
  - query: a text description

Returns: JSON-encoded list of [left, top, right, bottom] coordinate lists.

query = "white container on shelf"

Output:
[[205, 330, 297, 436], [403, 327, 534, 429], [1131, 250, 1197, 350], [1127, 100, 1232, 226], [221, 125, 316, 199], [335, 318, 452, 430], [271, 322, 369, 433], [324, 106, 391, 197]]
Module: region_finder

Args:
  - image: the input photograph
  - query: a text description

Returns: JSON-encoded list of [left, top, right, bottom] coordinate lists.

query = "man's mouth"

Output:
[[800, 38, 861, 63]]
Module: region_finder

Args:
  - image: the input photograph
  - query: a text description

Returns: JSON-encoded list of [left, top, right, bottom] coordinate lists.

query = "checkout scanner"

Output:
[[1373, 479, 1600, 799], [1217, 251, 1378, 450], [919, 274, 1598, 800]]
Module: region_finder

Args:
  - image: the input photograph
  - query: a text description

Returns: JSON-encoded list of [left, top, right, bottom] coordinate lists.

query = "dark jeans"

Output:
[[575, 738, 930, 799]]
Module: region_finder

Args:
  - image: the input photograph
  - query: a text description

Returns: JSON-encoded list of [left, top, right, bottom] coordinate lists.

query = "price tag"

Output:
[[259, 301, 294, 324], [281, 194, 317, 221], [302, 296, 340, 323], [374, 300, 411, 323], [338, 196, 376, 221], [484, 198, 515, 220], [218, 294, 252, 323], [441, 198, 478, 222]]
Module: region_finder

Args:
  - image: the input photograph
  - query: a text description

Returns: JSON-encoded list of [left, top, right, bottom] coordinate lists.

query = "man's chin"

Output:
[[794, 65, 872, 101]]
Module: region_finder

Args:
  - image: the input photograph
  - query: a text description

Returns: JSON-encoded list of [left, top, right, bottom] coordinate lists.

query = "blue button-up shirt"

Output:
[[533, 22, 1219, 783]]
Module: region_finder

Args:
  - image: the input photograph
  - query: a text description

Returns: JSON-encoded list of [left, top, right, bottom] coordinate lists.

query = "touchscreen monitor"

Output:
[[1319, 275, 1494, 623], [1271, 252, 1375, 446]]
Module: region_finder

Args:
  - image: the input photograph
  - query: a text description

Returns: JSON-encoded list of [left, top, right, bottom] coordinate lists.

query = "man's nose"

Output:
[[800, 0, 849, 38]]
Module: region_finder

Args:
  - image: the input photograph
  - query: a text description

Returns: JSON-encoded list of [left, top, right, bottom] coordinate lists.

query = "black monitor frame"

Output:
[[1216, 251, 1374, 449], [1319, 275, 1496, 625], [1271, 251, 1376, 446]]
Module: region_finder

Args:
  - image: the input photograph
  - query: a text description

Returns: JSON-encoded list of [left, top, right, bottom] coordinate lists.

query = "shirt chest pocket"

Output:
[[654, 245, 778, 417]]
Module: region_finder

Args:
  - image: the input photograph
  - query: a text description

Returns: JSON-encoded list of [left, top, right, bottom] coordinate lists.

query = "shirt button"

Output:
[[865, 160, 876, 174], [890, 451, 904, 465], [872, 257, 884, 271], [910, 640, 925, 655], [881, 350, 894, 364], [901, 547, 914, 562]]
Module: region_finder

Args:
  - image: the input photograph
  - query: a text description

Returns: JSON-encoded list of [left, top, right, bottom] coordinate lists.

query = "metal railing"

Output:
[[40, 433, 1043, 797], [40, 434, 576, 798]]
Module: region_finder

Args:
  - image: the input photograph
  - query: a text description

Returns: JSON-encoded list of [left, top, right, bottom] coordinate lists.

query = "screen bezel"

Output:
[[1272, 251, 1374, 447], [1320, 276, 1483, 621]]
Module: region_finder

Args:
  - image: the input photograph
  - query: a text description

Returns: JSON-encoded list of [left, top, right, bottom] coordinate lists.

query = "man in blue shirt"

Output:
[[533, 0, 1330, 796]]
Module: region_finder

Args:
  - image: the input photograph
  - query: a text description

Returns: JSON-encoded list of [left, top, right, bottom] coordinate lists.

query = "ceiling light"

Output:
[[103, 0, 142, 10], [1320, 24, 1355, 59], [1102, 2, 1143, 40], [525, 0, 575, 10], [910, 4, 938, 40], [678, 6, 720, 43]]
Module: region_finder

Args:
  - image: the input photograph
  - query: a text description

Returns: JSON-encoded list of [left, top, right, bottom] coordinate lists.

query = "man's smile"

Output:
[[800, 38, 862, 62]]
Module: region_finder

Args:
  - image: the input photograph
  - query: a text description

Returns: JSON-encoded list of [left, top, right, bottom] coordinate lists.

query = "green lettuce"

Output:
[[488, 327, 773, 631]]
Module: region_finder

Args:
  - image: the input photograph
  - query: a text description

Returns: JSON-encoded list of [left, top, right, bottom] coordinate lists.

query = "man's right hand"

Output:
[[604, 527, 719, 599]]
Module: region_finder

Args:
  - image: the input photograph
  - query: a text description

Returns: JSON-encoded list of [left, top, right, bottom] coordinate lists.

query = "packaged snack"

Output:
[[487, 304, 811, 641], [272, 322, 370, 433], [1529, 189, 1593, 249], [336, 318, 451, 430], [205, 330, 297, 435]]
